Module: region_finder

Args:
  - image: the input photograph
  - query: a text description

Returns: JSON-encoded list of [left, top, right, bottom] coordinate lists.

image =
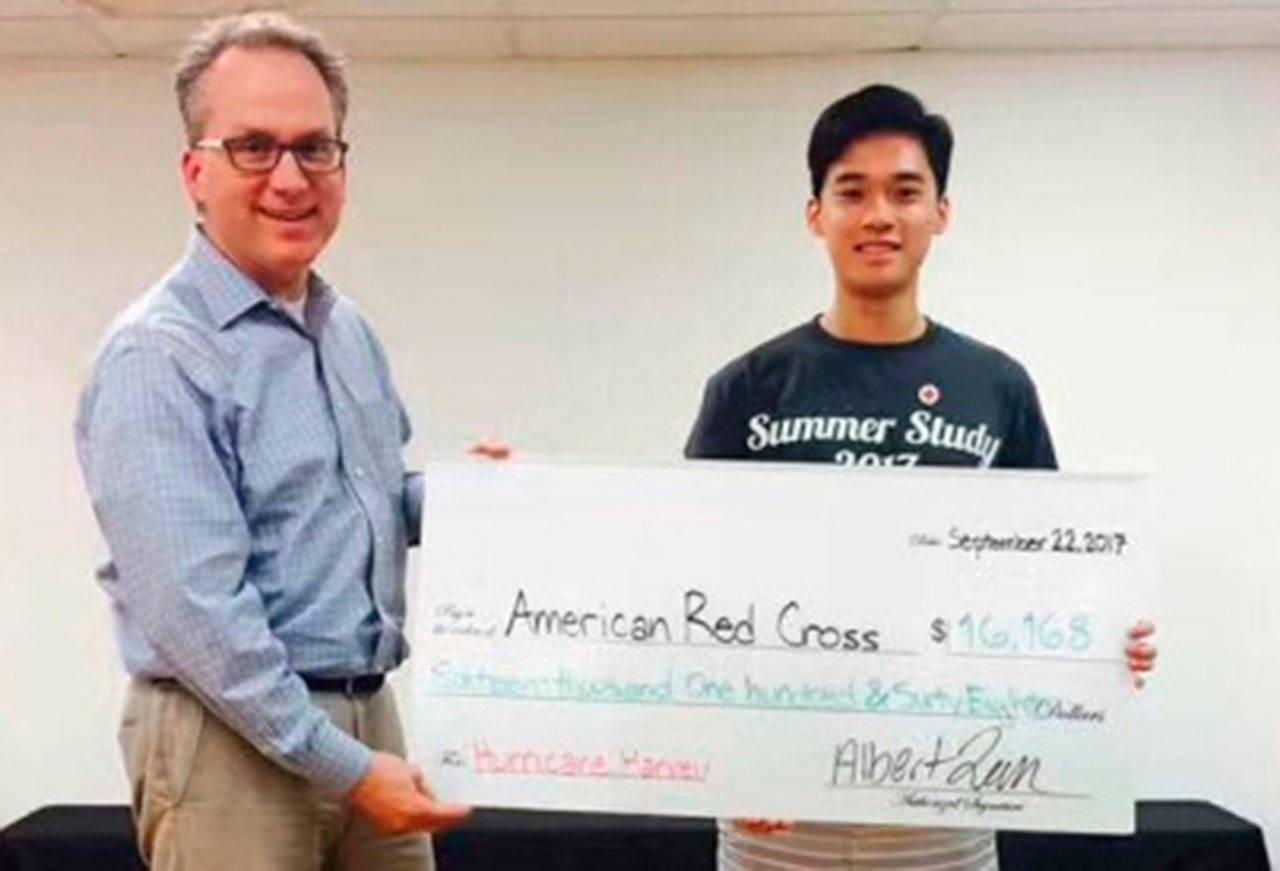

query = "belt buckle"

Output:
[[342, 676, 357, 698]]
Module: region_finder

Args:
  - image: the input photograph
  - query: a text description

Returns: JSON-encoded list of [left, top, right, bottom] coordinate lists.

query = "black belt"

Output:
[[300, 673, 385, 696]]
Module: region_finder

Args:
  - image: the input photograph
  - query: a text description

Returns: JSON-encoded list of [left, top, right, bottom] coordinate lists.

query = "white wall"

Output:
[[2, 48, 1278, 850]]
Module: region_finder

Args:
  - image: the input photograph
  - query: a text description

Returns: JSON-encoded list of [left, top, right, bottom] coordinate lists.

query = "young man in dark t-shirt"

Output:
[[685, 317, 1057, 470], [685, 85, 1155, 871]]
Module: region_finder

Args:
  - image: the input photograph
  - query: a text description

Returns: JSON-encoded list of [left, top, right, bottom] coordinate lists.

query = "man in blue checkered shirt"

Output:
[[74, 12, 467, 870]]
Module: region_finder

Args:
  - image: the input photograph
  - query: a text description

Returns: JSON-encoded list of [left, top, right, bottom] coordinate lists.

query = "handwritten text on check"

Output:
[[411, 461, 1144, 833]]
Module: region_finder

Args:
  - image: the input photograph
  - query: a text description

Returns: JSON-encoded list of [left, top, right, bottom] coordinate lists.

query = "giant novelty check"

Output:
[[410, 461, 1144, 833]]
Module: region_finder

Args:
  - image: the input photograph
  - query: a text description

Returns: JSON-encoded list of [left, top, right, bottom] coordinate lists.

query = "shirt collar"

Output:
[[179, 228, 335, 331]]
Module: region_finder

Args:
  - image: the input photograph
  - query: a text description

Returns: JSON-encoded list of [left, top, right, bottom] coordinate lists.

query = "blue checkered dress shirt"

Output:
[[75, 230, 424, 794]]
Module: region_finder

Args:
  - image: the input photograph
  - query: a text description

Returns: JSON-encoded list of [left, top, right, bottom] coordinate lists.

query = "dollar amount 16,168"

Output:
[[932, 612, 1094, 655]]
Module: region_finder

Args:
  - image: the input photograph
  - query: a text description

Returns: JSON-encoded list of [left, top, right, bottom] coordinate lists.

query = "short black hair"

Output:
[[807, 84, 953, 198]]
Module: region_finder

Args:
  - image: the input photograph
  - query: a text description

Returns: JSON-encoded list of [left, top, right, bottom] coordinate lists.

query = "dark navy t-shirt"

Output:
[[685, 317, 1056, 470]]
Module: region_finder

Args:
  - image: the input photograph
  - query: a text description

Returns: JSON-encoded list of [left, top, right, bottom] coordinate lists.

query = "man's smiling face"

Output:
[[806, 132, 950, 299], [181, 45, 345, 296]]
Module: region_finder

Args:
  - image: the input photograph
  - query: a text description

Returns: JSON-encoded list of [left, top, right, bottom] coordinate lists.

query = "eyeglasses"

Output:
[[192, 134, 349, 174]]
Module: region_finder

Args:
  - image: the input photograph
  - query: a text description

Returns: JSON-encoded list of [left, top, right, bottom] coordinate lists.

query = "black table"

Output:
[[0, 806, 143, 871], [437, 808, 714, 869], [2, 801, 1269, 870], [998, 802, 1271, 871]]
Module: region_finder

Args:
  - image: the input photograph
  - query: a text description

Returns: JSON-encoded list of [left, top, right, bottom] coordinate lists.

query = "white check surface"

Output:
[[410, 461, 1143, 833]]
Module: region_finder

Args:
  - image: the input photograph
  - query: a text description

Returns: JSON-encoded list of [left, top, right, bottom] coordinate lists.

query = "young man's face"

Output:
[[180, 45, 345, 296], [805, 132, 950, 299]]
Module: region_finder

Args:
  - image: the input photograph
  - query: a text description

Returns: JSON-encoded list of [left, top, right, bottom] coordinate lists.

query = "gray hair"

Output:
[[174, 11, 348, 141]]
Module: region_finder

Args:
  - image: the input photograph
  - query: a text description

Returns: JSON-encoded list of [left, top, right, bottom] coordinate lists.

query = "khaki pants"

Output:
[[119, 678, 433, 871]]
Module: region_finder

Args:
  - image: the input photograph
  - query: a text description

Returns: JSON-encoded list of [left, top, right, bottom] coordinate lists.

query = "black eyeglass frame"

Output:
[[191, 135, 350, 174]]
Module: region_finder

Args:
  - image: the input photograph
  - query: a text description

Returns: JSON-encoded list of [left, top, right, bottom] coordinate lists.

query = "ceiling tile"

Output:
[[516, 13, 931, 57], [925, 8, 1280, 49], [10, 0, 1279, 56], [0, 18, 111, 56], [504, 0, 932, 16], [297, 0, 506, 16], [944, 0, 1251, 8], [90, 12, 514, 57], [75, 0, 296, 14], [0, 0, 75, 17]]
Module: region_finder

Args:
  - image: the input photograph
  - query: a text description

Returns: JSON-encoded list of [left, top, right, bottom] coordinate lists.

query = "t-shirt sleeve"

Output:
[[684, 367, 751, 460], [996, 374, 1058, 471]]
